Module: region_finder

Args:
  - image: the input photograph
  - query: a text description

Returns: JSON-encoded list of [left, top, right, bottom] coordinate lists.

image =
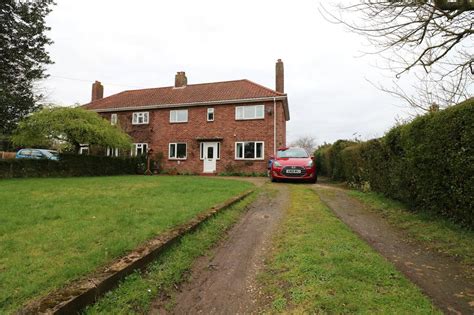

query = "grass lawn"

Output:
[[0, 176, 253, 314], [85, 189, 259, 314], [348, 190, 474, 266], [259, 185, 439, 314]]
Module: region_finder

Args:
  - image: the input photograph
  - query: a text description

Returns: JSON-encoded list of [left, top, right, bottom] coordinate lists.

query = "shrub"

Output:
[[0, 154, 145, 178], [315, 98, 474, 227]]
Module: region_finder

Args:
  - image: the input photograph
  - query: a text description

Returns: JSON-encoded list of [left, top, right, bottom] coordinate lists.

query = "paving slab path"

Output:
[[314, 183, 474, 315], [149, 183, 288, 314]]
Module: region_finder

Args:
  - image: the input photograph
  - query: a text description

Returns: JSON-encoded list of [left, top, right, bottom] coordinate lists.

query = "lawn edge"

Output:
[[18, 189, 254, 315]]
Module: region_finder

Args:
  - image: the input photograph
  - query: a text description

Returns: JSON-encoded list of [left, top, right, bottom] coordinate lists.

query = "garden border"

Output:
[[18, 189, 254, 315]]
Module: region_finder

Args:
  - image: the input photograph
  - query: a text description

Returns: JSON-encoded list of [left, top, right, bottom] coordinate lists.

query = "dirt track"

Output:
[[315, 183, 474, 315], [149, 183, 288, 314], [149, 178, 474, 314]]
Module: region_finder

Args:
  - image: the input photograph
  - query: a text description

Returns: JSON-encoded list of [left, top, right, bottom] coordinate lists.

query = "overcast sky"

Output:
[[41, 0, 413, 144]]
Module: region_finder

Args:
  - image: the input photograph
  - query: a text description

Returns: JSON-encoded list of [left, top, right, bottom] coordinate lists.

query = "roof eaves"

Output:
[[89, 96, 289, 113]]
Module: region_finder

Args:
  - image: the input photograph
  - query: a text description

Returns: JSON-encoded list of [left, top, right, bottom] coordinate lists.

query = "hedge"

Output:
[[315, 98, 474, 227], [0, 154, 146, 178]]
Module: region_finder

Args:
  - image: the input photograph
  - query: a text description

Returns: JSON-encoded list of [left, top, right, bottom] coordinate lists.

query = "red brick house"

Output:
[[83, 60, 289, 174]]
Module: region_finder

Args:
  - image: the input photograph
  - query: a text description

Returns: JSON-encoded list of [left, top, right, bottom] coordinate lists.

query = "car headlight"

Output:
[[273, 161, 282, 167], [306, 160, 313, 167]]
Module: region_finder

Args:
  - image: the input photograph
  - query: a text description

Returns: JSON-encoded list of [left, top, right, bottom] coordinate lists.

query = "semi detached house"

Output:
[[83, 60, 289, 174]]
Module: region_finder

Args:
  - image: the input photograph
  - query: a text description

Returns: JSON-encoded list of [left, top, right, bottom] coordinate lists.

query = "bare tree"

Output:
[[290, 136, 318, 154], [320, 0, 473, 110]]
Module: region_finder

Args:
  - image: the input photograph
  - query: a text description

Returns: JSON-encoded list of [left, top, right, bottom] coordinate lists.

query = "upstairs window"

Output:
[[169, 143, 187, 159], [111, 113, 118, 125], [207, 108, 214, 121], [235, 141, 264, 160], [235, 105, 265, 120], [132, 112, 149, 125], [170, 109, 188, 123]]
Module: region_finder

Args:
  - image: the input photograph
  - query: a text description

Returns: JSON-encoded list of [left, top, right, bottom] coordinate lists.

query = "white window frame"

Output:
[[207, 108, 214, 122], [131, 143, 148, 157], [235, 141, 264, 160], [79, 144, 89, 155], [169, 142, 187, 160], [170, 109, 188, 123], [111, 113, 118, 125], [235, 105, 265, 120], [199, 142, 220, 160], [106, 147, 119, 157], [132, 112, 149, 125]]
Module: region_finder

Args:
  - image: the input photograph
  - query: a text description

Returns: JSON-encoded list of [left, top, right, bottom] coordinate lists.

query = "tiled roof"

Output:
[[83, 79, 286, 111]]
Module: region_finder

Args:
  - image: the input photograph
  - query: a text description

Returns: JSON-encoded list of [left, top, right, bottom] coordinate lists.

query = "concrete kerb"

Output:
[[18, 189, 255, 315]]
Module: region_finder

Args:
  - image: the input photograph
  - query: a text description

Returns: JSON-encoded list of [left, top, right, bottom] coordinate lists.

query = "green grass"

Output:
[[0, 176, 253, 314], [85, 189, 260, 314], [259, 185, 439, 314], [348, 190, 474, 266]]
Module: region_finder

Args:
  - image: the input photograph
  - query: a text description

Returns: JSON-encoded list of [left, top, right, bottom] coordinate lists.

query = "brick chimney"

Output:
[[91, 81, 104, 101], [175, 71, 187, 88], [275, 59, 284, 93]]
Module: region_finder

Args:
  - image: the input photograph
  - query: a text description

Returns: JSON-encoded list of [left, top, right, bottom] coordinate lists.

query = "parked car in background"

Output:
[[270, 147, 317, 183], [16, 149, 59, 161]]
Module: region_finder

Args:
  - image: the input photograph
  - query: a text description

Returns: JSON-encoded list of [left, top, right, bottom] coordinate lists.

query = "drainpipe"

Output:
[[273, 97, 277, 156]]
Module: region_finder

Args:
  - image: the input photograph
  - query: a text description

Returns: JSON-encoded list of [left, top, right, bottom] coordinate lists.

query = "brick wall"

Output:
[[100, 101, 287, 174]]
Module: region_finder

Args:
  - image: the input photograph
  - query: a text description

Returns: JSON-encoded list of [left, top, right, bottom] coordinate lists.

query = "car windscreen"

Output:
[[277, 148, 309, 158]]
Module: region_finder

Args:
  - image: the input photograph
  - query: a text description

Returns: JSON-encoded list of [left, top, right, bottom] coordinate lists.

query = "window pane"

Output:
[[244, 142, 255, 159], [177, 143, 186, 158], [207, 146, 214, 159], [207, 108, 214, 121], [243, 106, 254, 119], [200, 143, 204, 159], [217, 143, 220, 159], [256, 105, 264, 118], [178, 110, 188, 122], [256, 142, 263, 158], [236, 143, 243, 158], [144, 112, 149, 123], [236, 107, 243, 119], [169, 144, 176, 158]]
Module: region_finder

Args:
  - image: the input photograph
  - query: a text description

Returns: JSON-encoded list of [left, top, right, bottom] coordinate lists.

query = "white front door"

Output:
[[203, 142, 218, 173]]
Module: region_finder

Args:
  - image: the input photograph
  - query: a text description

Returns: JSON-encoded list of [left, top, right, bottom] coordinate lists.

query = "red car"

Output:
[[269, 147, 317, 183]]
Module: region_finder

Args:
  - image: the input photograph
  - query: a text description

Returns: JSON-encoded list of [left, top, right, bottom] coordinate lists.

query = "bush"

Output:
[[315, 98, 474, 227], [315, 141, 356, 178], [0, 154, 145, 178]]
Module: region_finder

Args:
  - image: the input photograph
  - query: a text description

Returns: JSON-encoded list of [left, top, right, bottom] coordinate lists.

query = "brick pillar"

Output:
[[275, 59, 284, 93], [91, 81, 104, 101], [175, 72, 187, 88]]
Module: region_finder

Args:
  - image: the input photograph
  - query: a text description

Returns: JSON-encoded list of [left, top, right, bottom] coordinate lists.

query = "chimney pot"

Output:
[[275, 59, 284, 93], [175, 71, 188, 88], [91, 81, 104, 101]]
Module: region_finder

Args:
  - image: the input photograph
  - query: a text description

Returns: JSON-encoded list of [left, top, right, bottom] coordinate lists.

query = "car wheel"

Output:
[[310, 174, 317, 183], [270, 173, 278, 182]]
